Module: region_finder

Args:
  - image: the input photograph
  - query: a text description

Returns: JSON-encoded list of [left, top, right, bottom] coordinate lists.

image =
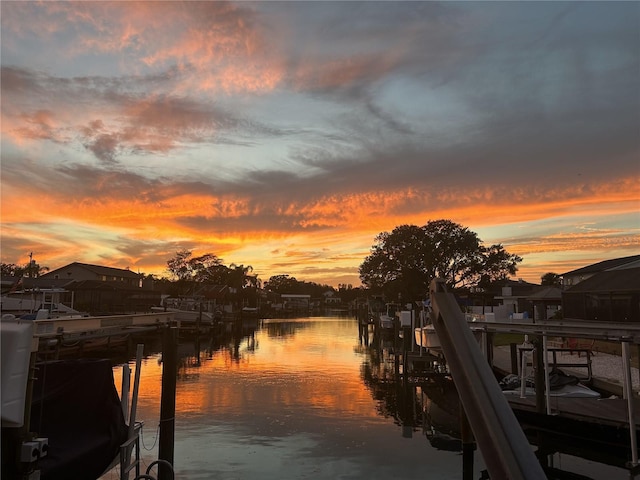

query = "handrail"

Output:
[[465, 317, 640, 344], [429, 279, 546, 480]]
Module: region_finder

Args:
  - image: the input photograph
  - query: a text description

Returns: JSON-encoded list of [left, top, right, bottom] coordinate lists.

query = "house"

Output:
[[281, 294, 311, 314], [560, 254, 640, 288], [42, 262, 142, 287], [562, 266, 640, 323], [527, 286, 562, 321], [323, 291, 342, 306], [493, 279, 540, 319], [37, 262, 160, 314]]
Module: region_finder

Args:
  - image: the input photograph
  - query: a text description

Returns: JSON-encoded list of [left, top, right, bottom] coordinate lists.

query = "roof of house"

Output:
[[501, 279, 539, 287], [563, 267, 640, 293], [43, 262, 141, 279], [527, 286, 562, 301], [561, 254, 640, 277]]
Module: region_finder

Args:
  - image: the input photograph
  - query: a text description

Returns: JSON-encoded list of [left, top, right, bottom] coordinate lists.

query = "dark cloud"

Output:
[[1, 2, 638, 284]]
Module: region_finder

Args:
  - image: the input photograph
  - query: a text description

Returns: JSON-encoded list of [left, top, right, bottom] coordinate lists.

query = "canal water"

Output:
[[101, 316, 628, 479]]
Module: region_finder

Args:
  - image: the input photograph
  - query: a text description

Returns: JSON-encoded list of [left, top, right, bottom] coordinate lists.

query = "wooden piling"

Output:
[[158, 327, 177, 480], [460, 405, 475, 480]]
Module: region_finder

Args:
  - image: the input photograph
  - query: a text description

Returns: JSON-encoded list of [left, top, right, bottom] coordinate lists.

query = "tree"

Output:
[[1, 263, 23, 276], [264, 274, 301, 293], [541, 272, 562, 286], [166, 250, 226, 282], [478, 244, 523, 287], [0, 261, 49, 278], [166, 249, 194, 281], [229, 264, 259, 290], [165, 251, 262, 306], [358, 224, 428, 301], [228, 264, 260, 307], [359, 219, 522, 300], [191, 254, 226, 284]]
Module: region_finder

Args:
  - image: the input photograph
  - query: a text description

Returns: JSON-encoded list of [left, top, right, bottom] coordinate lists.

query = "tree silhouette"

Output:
[[359, 219, 522, 300]]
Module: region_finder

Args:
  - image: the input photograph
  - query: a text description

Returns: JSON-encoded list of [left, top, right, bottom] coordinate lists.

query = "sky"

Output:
[[1, 1, 639, 288]]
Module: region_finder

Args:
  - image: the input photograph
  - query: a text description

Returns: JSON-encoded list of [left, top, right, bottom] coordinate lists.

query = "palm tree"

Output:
[[229, 264, 260, 308]]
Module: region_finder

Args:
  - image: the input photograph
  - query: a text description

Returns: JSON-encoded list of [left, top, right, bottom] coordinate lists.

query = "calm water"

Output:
[[101, 316, 627, 479]]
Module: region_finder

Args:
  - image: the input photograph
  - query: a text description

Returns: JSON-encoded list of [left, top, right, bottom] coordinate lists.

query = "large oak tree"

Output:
[[359, 219, 522, 300]]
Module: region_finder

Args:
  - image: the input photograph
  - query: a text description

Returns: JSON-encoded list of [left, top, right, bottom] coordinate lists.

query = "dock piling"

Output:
[[158, 327, 177, 480]]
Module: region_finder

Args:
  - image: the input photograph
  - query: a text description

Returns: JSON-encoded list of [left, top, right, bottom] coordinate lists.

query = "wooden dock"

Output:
[[401, 345, 640, 474], [32, 312, 174, 357]]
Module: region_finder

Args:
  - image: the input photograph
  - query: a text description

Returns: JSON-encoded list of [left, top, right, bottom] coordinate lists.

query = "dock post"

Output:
[[534, 337, 546, 414], [621, 341, 638, 468], [510, 343, 518, 374], [460, 405, 475, 480], [158, 327, 177, 480], [121, 364, 131, 423]]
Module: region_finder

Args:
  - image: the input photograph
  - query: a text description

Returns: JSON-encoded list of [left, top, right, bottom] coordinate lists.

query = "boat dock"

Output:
[[28, 312, 174, 357], [399, 279, 640, 479], [490, 346, 640, 473]]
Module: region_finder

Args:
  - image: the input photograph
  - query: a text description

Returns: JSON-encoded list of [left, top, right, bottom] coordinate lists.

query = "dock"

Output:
[[490, 346, 640, 473], [403, 279, 640, 478], [401, 342, 640, 474], [29, 312, 174, 357]]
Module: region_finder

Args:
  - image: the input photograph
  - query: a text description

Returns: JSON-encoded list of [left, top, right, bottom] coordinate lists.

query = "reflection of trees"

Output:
[[170, 326, 259, 376], [261, 321, 309, 339]]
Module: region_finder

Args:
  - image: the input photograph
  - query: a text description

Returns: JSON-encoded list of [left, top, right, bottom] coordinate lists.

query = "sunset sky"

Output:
[[1, 1, 638, 287]]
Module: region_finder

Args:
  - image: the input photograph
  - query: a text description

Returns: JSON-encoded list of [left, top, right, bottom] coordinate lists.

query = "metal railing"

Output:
[[429, 279, 547, 480]]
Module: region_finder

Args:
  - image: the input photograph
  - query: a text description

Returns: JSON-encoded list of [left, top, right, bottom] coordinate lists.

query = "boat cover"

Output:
[[30, 359, 128, 480]]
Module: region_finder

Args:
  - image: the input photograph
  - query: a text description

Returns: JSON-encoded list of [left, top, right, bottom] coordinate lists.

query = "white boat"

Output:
[[151, 296, 223, 325], [414, 324, 483, 353], [378, 303, 401, 329], [1, 287, 84, 318], [499, 372, 601, 399], [501, 384, 601, 398], [414, 325, 440, 349], [151, 305, 217, 325]]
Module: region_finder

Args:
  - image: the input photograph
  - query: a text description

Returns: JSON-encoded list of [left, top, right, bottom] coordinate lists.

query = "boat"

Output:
[[1, 316, 150, 479], [1, 287, 84, 318], [414, 323, 484, 355], [499, 370, 601, 398], [414, 324, 440, 350], [378, 302, 401, 330]]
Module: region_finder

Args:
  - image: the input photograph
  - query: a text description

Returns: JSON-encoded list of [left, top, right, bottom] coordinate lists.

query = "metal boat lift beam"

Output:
[[429, 279, 546, 480]]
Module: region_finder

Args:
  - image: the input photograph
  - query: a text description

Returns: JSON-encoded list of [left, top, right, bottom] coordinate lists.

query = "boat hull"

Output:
[[502, 384, 601, 398], [414, 326, 483, 351]]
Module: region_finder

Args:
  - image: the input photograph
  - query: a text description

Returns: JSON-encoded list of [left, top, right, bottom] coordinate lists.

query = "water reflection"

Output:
[[102, 316, 628, 480]]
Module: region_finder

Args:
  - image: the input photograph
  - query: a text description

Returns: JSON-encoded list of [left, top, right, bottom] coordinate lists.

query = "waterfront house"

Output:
[[560, 254, 640, 288], [488, 279, 540, 321], [561, 266, 640, 323], [527, 286, 562, 321], [38, 262, 160, 314], [42, 262, 142, 286], [280, 294, 311, 315]]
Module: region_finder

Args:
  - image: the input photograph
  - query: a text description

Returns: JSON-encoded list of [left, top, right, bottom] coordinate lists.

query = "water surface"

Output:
[[102, 316, 627, 479]]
